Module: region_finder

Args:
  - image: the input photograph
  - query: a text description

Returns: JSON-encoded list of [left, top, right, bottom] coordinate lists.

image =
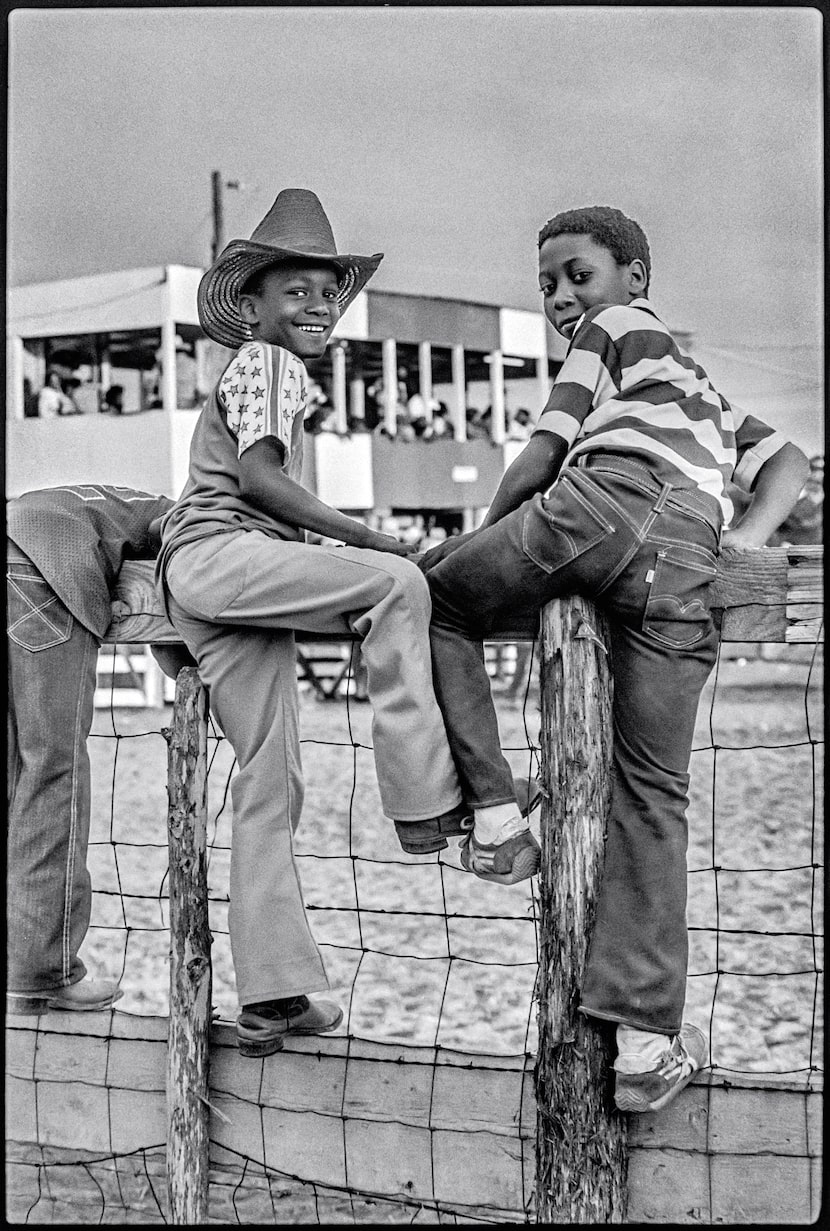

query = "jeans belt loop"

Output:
[[652, 483, 672, 514]]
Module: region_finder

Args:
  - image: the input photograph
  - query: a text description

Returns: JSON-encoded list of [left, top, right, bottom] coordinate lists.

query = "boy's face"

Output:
[[239, 262, 341, 359], [538, 234, 647, 340]]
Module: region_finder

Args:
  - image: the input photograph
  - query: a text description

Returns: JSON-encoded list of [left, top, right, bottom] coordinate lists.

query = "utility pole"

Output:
[[210, 171, 241, 264]]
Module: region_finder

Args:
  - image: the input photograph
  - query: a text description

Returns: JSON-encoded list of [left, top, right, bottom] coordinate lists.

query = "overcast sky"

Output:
[[8, 5, 823, 365]]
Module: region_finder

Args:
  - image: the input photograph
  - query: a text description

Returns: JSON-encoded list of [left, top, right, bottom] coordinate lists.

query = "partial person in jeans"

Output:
[[419, 206, 808, 1113], [6, 485, 190, 1015]]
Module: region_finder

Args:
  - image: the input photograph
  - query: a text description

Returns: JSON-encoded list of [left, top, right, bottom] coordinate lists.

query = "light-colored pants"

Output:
[[163, 530, 461, 1005]]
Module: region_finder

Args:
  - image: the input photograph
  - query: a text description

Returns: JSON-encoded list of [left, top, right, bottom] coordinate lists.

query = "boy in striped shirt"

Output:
[[421, 206, 808, 1113]]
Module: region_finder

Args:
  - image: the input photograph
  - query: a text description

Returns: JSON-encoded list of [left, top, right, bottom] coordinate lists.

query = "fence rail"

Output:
[[106, 544, 823, 647]]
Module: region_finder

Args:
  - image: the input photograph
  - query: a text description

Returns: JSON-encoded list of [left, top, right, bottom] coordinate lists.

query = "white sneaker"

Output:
[[614, 1024, 707, 1113], [460, 828, 541, 885]]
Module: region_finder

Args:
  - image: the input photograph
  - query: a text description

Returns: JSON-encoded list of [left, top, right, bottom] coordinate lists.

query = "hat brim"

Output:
[[197, 240, 383, 350]]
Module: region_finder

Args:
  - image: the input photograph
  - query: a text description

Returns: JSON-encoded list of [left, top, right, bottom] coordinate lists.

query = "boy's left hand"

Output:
[[720, 528, 764, 551], [417, 530, 478, 573], [368, 532, 421, 557]]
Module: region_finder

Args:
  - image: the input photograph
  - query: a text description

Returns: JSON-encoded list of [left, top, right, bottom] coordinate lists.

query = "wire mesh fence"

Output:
[[6, 632, 824, 1223]]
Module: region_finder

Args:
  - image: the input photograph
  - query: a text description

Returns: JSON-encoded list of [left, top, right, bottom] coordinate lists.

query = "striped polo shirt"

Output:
[[534, 297, 788, 525]]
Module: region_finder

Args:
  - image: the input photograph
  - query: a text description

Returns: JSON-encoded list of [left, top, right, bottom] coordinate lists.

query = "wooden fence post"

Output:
[[535, 595, 628, 1222], [164, 667, 212, 1223]]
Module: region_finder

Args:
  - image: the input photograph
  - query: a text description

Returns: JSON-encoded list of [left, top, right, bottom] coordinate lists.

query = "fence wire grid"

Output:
[[6, 629, 824, 1224]]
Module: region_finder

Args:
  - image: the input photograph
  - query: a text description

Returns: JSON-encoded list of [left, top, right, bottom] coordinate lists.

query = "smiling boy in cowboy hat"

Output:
[[154, 189, 475, 1057]]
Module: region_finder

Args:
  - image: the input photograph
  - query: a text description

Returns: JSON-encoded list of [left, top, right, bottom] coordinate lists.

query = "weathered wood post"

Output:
[[164, 667, 212, 1223], [535, 595, 628, 1222]]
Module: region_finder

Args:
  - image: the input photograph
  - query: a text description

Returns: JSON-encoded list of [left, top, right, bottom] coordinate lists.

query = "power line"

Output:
[[9, 277, 167, 325]]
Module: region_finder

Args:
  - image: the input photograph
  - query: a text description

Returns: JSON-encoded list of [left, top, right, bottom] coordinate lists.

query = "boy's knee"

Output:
[[399, 563, 433, 617], [375, 556, 432, 618]]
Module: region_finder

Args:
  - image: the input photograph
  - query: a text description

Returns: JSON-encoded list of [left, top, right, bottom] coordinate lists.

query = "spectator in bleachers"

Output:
[[37, 371, 73, 419], [101, 385, 125, 415], [70, 376, 102, 415], [61, 377, 85, 416], [430, 401, 455, 439], [465, 406, 488, 439], [508, 407, 533, 441]]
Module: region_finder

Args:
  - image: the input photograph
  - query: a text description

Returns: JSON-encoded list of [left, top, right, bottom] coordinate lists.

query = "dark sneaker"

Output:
[[394, 776, 543, 854], [236, 995, 343, 1058], [459, 827, 541, 885], [7, 976, 123, 1016], [394, 802, 473, 854], [614, 1024, 707, 1113]]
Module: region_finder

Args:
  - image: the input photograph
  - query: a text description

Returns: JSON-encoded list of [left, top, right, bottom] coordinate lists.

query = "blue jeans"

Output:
[[6, 546, 97, 992], [425, 456, 720, 1033]]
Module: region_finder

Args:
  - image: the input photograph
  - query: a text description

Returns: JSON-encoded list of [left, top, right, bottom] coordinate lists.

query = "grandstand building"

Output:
[[6, 265, 574, 517]]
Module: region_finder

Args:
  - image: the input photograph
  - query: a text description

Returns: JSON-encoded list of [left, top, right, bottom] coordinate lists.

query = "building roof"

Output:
[[7, 265, 568, 360]]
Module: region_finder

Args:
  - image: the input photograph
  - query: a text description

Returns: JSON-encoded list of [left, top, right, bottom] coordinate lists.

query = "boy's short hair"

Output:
[[538, 206, 652, 292]]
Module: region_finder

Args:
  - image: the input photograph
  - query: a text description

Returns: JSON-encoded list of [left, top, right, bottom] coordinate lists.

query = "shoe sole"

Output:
[[461, 838, 541, 884], [615, 1069, 697, 1114], [6, 995, 50, 1016], [6, 990, 123, 1015], [615, 1087, 658, 1113], [238, 1034, 286, 1058], [47, 996, 123, 1012], [237, 1006, 344, 1058]]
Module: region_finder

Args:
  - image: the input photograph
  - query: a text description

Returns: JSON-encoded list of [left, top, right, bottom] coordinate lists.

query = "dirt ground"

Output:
[[83, 643, 823, 1077]]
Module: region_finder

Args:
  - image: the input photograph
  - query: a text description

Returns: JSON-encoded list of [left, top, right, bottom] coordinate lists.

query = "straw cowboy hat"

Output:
[[198, 188, 383, 349]]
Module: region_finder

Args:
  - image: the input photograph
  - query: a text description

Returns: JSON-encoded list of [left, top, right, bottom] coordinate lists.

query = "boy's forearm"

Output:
[[241, 449, 377, 547], [481, 432, 568, 528], [725, 443, 811, 548], [276, 479, 377, 546]]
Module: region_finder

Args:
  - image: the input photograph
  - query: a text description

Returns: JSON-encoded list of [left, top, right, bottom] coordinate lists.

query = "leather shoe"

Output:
[[7, 976, 123, 1016], [236, 994, 343, 1057]]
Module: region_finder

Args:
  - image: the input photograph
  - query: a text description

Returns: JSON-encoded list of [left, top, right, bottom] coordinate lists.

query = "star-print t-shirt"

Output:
[[156, 341, 309, 579]]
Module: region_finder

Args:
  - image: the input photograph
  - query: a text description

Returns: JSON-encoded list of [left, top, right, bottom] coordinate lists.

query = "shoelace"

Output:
[[656, 1040, 692, 1081]]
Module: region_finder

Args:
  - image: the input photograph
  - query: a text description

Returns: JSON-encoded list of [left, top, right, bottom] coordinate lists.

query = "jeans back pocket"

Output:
[[521, 478, 616, 576], [642, 546, 717, 649], [7, 565, 73, 651]]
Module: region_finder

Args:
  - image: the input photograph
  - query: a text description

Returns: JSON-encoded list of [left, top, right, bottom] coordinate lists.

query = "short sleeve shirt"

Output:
[[218, 342, 307, 461], [534, 298, 789, 525], [157, 341, 309, 570]]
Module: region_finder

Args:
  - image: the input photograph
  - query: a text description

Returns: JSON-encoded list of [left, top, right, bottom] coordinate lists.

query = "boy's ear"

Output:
[[627, 259, 648, 296], [238, 293, 259, 327]]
